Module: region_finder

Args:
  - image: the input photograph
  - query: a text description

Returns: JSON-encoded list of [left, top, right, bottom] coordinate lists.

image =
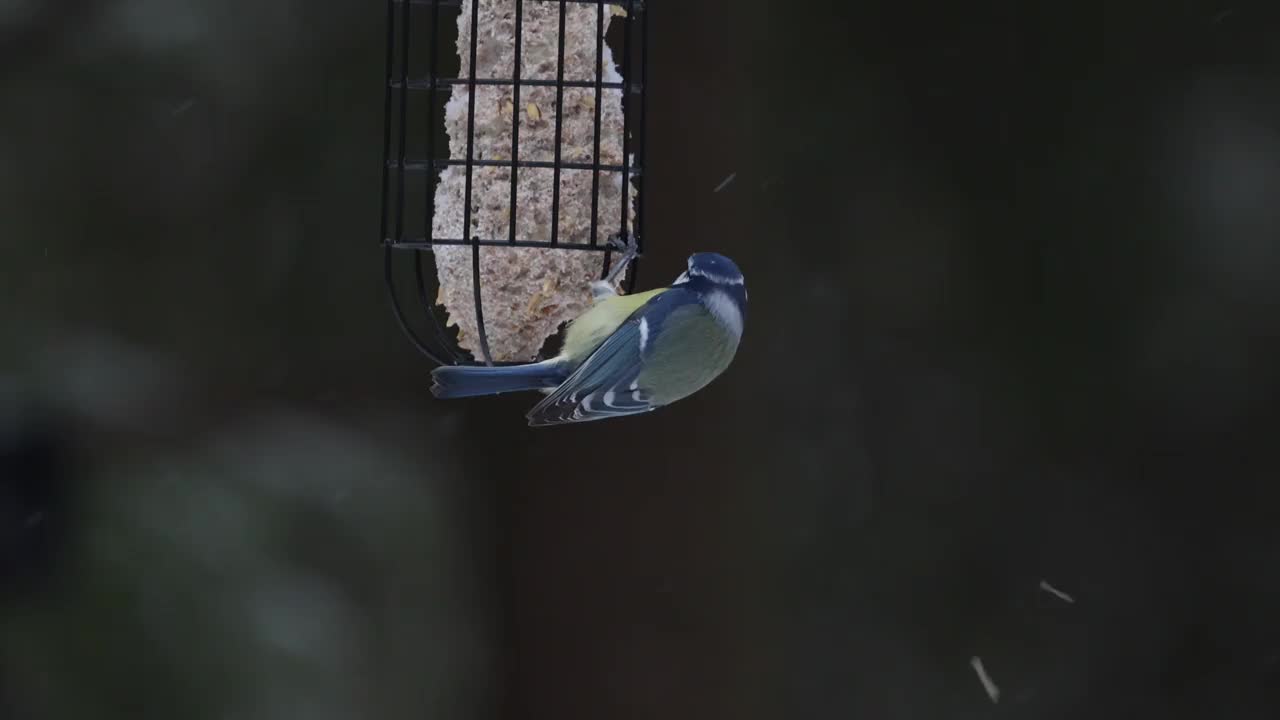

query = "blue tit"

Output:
[[430, 252, 747, 427]]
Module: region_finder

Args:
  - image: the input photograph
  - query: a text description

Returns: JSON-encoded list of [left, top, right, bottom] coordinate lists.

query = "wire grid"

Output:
[[380, 0, 649, 367]]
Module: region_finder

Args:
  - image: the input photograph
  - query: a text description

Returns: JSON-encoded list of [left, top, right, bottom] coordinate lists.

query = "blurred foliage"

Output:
[[3, 411, 486, 720]]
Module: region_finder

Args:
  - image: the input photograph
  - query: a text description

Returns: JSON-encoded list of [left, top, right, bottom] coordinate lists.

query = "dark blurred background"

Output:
[[4, 0, 1280, 718]]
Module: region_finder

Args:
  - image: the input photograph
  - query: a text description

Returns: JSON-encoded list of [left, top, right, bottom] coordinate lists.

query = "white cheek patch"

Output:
[[687, 267, 745, 285], [704, 290, 744, 339]]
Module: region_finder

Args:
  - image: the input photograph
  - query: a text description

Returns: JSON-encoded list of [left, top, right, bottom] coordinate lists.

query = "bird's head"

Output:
[[672, 252, 747, 337]]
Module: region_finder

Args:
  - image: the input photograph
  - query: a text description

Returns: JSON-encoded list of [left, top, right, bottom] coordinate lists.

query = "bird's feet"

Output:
[[602, 233, 640, 288], [590, 280, 617, 302], [607, 233, 635, 253]]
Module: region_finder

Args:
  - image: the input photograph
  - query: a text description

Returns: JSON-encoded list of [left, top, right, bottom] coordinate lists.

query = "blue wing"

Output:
[[525, 288, 695, 427]]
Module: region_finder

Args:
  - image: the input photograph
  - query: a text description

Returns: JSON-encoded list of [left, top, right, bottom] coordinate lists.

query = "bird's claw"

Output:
[[602, 234, 640, 288], [590, 280, 617, 302], [607, 233, 635, 253]]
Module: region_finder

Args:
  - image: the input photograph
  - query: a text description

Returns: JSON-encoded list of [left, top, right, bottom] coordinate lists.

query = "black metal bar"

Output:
[[394, 0, 411, 243], [389, 238, 620, 250], [604, 0, 635, 281], [385, 247, 452, 365], [617, 0, 633, 247], [549, 0, 568, 246], [425, 0, 442, 245], [390, 77, 636, 92], [382, 0, 649, 366], [414, 252, 460, 363], [383, 1, 452, 367], [463, 0, 494, 365], [379, 0, 394, 245], [509, 0, 523, 244], [628, 0, 648, 293], [470, 241, 494, 365], [412, 0, 459, 365], [588, 1, 604, 247], [395, 0, 642, 7], [391, 158, 639, 173]]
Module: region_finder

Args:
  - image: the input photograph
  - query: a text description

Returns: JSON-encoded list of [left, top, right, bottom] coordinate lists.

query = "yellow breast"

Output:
[[561, 288, 666, 361]]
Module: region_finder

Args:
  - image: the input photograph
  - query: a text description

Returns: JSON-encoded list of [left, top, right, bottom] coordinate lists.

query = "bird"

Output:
[[430, 251, 747, 427]]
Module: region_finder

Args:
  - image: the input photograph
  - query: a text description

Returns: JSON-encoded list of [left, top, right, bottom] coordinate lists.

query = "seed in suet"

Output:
[[423, 0, 639, 361]]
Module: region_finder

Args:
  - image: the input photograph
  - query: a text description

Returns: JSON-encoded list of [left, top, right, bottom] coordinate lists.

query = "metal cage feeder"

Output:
[[380, 0, 649, 368]]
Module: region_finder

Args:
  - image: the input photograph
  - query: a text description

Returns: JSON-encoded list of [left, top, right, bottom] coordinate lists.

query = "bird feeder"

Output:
[[380, 0, 649, 366]]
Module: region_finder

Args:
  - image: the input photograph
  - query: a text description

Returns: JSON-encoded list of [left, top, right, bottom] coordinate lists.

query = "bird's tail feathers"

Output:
[[430, 359, 567, 399]]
